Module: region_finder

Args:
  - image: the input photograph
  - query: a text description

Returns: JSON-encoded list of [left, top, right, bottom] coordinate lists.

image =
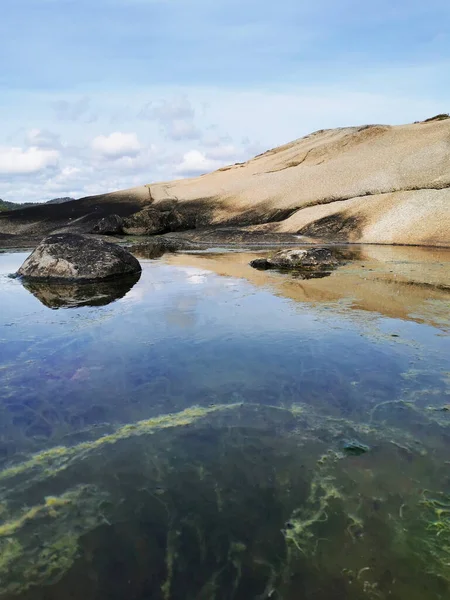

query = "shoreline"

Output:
[[2, 228, 450, 253]]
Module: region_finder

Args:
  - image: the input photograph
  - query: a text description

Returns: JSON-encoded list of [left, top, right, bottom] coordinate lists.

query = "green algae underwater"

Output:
[[1, 402, 450, 600], [0, 248, 450, 600]]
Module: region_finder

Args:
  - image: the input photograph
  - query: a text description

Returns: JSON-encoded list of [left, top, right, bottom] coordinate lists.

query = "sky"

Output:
[[0, 0, 449, 203]]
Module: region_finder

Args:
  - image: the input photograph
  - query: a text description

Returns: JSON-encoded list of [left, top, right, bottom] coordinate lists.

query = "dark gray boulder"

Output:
[[123, 207, 165, 235], [17, 233, 141, 281], [123, 206, 190, 236], [91, 214, 124, 235], [250, 247, 338, 270]]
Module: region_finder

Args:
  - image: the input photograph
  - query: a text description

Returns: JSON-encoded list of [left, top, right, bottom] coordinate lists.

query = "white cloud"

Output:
[[166, 119, 202, 141], [139, 95, 195, 122], [0, 146, 60, 175], [202, 131, 233, 147], [60, 166, 81, 178], [27, 128, 61, 149], [91, 132, 142, 159], [138, 95, 202, 141], [175, 150, 222, 176], [52, 96, 97, 122], [205, 144, 239, 161]]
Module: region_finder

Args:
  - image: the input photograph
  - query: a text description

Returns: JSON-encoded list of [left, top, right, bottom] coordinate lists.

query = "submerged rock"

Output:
[[341, 439, 371, 456], [250, 247, 339, 271], [91, 214, 124, 235], [16, 233, 141, 281]]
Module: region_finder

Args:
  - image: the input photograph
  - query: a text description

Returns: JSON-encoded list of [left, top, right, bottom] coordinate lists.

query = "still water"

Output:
[[0, 246, 449, 600]]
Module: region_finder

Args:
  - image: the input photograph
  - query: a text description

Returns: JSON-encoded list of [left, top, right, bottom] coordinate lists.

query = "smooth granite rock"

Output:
[[17, 233, 141, 281]]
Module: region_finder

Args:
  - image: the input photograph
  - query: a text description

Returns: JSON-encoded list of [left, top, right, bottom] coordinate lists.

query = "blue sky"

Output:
[[1, 0, 449, 202]]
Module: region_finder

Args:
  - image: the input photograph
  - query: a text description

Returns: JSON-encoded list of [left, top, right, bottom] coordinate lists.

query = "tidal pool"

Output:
[[0, 246, 449, 600]]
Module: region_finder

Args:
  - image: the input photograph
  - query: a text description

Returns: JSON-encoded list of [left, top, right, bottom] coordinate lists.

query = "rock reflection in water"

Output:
[[22, 272, 141, 309], [164, 245, 450, 328], [290, 269, 332, 279]]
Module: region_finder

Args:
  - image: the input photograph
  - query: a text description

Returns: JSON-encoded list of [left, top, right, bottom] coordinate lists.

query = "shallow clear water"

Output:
[[0, 247, 449, 600]]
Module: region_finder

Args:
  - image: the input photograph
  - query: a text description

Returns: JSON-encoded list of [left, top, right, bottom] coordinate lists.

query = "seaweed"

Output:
[[0, 485, 108, 596], [0, 402, 450, 599]]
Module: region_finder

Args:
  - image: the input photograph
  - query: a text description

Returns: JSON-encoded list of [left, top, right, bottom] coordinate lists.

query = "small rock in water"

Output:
[[428, 405, 450, 412], [250, 247, 339, 271], [342, 439, 371, 456]]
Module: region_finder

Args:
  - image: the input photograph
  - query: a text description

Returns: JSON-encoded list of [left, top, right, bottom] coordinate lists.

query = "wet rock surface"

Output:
[[250, 247, 339, 270], [91, 214, 124, 235], [123, 206, 189, 236], [131, 237, 203, 259], [16, 233, 142, 281]]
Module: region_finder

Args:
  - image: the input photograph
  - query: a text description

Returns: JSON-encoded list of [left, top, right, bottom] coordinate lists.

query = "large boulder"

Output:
[[17, 233, 141, 281], [123, 207, 165, 235], [250, 247, 338, 270], [123, 206, 189, 236], [91, 214, 124, 235]]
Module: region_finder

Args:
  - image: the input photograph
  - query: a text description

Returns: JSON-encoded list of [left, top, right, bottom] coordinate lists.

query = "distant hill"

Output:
[[0, 197, 75, 211], [45, 197, 75, 205], [0, 200, 19, 212]]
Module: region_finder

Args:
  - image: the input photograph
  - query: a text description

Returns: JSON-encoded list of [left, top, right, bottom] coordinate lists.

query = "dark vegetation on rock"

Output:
[[0, 199, 36, 212], [45, 197, 75, 205], [421, 114, 450, 123], [16, 233, 141, 281], [0, 197, 75, 212]]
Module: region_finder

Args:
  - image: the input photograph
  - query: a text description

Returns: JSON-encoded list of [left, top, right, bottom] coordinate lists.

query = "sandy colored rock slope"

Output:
[[147, 119, 450, 246], [1, 117, 449, 246]]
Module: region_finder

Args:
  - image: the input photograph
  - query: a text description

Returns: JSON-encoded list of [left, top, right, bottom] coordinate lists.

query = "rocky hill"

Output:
[[0, 200, 35, 212], [1, 117, 449, 247], [146, 115, 450, 246], [45, 197, 75, 205], [0, 197, 75, 212]]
